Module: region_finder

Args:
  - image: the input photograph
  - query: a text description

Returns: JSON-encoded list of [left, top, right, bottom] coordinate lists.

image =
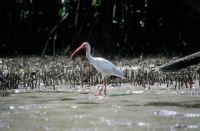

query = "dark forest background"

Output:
[[0, 0, 199, 57]]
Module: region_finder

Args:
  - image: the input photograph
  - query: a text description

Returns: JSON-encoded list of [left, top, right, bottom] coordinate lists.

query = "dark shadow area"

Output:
[[125, 101, 200, 108], [0, 0, 199, 57]]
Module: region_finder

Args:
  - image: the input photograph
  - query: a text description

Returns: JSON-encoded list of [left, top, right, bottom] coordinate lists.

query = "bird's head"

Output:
[[70, 42, 89, 60]]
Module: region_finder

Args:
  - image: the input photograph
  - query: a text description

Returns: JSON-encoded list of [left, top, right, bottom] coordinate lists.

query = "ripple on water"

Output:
[[60, 98, 75, 101], [71, 128, 97, 131], [146, 101, 200, 108], [100, 117, 150, 128], [154, 110, 200, 118], [88, 95, 107, 100], [174, 124, 199, 129], [18, 104, 47, 110], [132, 90, 144, 94], [7, 104, 47, 111], [9, 105, 15, 110], [76, 101, 100, 105]]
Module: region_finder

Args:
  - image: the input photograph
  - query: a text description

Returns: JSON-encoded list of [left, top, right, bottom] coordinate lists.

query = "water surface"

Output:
[[1, 84, 200, 131]]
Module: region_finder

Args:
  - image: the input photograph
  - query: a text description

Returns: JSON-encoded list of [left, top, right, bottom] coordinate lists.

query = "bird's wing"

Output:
[[112, 66, 125, 79], [91, 57, 114, 71], [90, 57, 125, 79]]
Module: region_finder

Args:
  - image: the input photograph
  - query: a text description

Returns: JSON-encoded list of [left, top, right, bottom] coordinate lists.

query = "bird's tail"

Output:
[[120, 75, 126, 79]]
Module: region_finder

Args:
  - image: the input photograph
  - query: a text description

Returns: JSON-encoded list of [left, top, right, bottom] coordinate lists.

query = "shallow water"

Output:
[[1, 84, 200, 131]]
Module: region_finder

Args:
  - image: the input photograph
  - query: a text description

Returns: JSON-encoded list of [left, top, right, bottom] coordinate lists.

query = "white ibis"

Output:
[[70, 42, 125, 96]]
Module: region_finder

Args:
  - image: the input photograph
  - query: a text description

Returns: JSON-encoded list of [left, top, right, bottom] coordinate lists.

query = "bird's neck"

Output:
[[85, 44, 93, 62]]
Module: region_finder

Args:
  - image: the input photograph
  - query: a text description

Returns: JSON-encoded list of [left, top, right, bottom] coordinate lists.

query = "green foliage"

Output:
[[91, 0, 101, 7], [59, 7, 66, 18], [59, 0, 67, 18]]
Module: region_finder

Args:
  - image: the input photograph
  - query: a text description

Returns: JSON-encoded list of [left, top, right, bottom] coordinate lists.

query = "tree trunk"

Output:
[[158, 51, 200, 71]]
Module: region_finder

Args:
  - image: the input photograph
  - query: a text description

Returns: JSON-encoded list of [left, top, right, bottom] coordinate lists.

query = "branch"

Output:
[[41, 13, 69, 56], [158, 51, 200, 71]]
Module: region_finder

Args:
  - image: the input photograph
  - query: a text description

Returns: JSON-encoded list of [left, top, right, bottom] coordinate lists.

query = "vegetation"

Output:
[[0, 56, 199, 95]]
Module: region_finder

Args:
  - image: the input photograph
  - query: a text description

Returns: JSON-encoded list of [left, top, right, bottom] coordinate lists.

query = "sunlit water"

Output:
[[1, 84, 200, 131]]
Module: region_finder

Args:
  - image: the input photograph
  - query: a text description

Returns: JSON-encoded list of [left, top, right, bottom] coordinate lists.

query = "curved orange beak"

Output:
[[70, 44, 86, 60]]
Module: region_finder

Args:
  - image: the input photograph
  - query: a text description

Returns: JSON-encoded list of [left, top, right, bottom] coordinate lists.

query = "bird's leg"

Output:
[[95, 80, 104, 96], [103, 79, 107, 95], [95, 78, 107, 96], [96, 87, 103, 96]]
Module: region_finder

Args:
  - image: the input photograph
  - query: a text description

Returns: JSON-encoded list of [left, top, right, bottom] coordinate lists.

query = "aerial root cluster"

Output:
[[0, 56, 199, 92]]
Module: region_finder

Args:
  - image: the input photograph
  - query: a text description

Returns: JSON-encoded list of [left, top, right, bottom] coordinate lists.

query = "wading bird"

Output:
[[70, 42, 125, 96]]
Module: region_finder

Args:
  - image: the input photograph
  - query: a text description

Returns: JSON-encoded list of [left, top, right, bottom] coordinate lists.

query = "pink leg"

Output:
[[95, 79, 107, 96], [103, 79, 107, 95], [95, 87, 103, 96], [95, 80, 103, 96]]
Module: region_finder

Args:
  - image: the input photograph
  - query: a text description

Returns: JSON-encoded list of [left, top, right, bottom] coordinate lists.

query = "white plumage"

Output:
[[70, 42, 125, 95]]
